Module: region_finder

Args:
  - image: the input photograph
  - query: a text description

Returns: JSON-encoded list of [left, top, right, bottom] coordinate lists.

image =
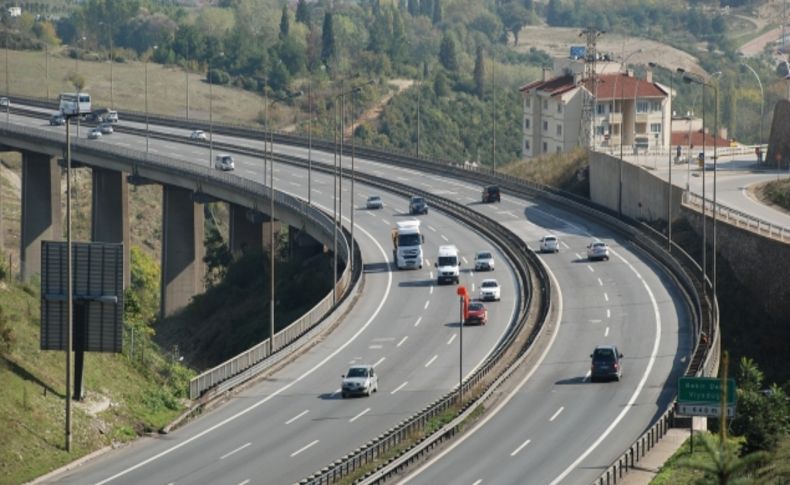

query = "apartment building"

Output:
[[520, 62, 670, 158]]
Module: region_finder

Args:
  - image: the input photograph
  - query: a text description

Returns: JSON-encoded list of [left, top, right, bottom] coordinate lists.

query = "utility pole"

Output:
[[579, 27, 604, 149]]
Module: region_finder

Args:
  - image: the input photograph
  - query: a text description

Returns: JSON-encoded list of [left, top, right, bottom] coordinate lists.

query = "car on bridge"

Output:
[[587, 240, 610, 261], [590, 345, 623, 382], [409, 195, 428, 215], [49, 113, 65, 126], [539, 235, 559, 253], [0, 97, 9, 108], [99, 123, 114, 135], [366, 195, 384, 210], [481, 185, 501, 203], [87, 128, 102, 140], [474, 250, 495, 271], [341, 365, 378, 398], [479, 279, 501, 301], [190, 129, 207, 141], [465, 301, 488, 325], [214, 154, 235, 171]]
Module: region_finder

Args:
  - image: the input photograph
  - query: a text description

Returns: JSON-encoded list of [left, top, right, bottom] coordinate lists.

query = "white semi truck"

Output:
[[392, 220, 424, 270]]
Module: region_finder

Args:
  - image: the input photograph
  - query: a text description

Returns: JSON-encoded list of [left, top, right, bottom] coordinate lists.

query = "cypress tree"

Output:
[[432, 0, 442, 24], [321, 11, 336, 65], [474, 45, 485, 97], [296, 0, 310, 25], [279, 5, 290, 39]]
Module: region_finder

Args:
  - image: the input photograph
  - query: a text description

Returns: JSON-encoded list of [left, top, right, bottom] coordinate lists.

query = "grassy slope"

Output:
[[760, 179, 790, 212], [498, 148, 589, 195]]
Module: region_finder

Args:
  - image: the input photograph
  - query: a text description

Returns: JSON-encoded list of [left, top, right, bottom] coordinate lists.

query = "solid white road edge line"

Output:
[[548, 247, 662, 485], [399, 261, 563, 484], [93, 216, 393, 485]]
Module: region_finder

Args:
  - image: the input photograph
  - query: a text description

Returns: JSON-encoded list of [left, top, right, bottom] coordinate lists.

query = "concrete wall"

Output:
[[20, 151, 61, 280], [766, 99, 790, 170], [91, 167, 130, 287]]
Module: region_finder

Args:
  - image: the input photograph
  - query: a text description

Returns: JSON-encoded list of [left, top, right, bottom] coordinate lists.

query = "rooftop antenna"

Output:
[[579, 27, 604, 149]]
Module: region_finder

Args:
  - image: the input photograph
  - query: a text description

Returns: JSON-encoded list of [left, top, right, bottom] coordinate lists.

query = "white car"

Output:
[[341, 365, 379, 398], [99, 123, 113, 135], [0, 97, 9, 108], [539, 235, 559, 253], [479, 279, 501, 301], [87, 128, 102, 139], [214, 154, 235, 171], [366, 195, 384, 210], [587, 240, 610, 261], [474, 250, 495, 271], [190, 129, 207, 141]]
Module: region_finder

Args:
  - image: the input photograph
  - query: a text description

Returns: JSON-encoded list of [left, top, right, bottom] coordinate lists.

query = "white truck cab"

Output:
[[392, 220, 424, 270], [435, 245, 460, 284]]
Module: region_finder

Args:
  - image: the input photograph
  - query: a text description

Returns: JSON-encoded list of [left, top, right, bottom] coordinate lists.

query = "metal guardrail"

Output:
[[0, 121, 356, 401], [683, 191, 790, 243]]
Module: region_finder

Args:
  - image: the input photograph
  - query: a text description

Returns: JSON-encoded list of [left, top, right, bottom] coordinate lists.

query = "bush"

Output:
[[0, 306, 16, 356], [208, 69, 230, 85]]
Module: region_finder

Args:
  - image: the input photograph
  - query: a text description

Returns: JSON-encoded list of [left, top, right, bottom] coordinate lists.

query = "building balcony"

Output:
[[635, 113, 650, 123], [608, 112, 622, 124]]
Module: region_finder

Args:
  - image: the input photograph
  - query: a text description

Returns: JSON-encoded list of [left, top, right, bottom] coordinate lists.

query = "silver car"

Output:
[[99, 123, 113, 135], [474, 250, 495, 271], [587, 241, 610, 261], [341, 365, 379, 398], [87, 128, 102, 139], [366, 195, 384, 210]]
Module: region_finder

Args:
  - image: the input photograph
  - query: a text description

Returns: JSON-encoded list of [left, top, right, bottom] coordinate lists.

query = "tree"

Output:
[[731, 358, 790, 453], [66, 72, 86, 90], [438, 32, 458, 71], [408, 0, 419, 16], [421, 0, 433, 17], [295, 0, 310, 25], [321, 11, 335, 66], [678, 432, 768, 485], [279, 4, 290, 39], [499, 2, 530, 45], [474, 45, 485, 97], [432, 0, 442, 24]]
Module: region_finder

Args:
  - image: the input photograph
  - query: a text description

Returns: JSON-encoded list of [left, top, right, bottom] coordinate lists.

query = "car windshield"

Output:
[[411, 197, 424, 205], [438, 256, 457, 266], [593, 242, 606, 248], [593, 348, 616, 362], [347, 367, 369, 378], [476, 252, 492, 260], [368, 196, 380, 202], [544, 236, 556, 242], [468, 302, 484, 311], [398, 233, 421, 246], [482, 281, 498, 288]]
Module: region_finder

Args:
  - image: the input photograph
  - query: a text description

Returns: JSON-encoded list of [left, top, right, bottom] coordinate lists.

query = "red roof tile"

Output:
[[519, 74, 576, 96], [671, 130, 730, 148], [587, 73, 666, 100]]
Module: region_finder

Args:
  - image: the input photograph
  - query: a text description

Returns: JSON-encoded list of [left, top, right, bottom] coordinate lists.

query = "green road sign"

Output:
[[677, 377, 736, 418]]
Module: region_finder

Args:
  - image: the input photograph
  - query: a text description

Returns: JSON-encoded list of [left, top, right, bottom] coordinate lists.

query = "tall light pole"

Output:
[[45, 43, 49, 100], [185, 42, 189, 119], [739, 62, 764, 145], [5, 37, 9, 124], [491, 58, 496, 174], [145, 45, 158, 156], [307, 78, 312, 205], [208, 52, 224, 168], [617, 48, 643, 217], [99, 21, 113, 109]]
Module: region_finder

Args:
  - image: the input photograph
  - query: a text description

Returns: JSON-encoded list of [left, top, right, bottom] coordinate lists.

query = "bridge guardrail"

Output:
[[683, 190, 790, 243]]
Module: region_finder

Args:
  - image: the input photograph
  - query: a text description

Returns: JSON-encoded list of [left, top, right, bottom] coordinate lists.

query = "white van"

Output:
[[435, 245, 460, 285], [214, 154, 235, 171]]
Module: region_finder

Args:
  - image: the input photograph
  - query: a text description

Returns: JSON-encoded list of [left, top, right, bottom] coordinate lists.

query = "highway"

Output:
[[12, 110, 691, 484]]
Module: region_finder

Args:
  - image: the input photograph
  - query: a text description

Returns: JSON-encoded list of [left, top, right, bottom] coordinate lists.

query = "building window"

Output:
[[650, 123, 662, 133], [543, 99, 548, 110], [596, 104, 605, 115], [636, 100, 649, 113], [556, 124, 562, 136], [556, 146, 562, 153], [542, 141, 548, 152], [651, 101, 662, 111], [524, 139, 530, 151], [595, 125, 606, 136], [525, 97, 531, 108], [543, 120, 548, 132], [557, 103, 563, 113], [525, 117, 530, 130]]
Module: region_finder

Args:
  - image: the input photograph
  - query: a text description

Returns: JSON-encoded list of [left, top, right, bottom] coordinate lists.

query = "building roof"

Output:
[[589, 73, 667, 100], [519, 74, 577, 97], [671, 130, 730, 148]]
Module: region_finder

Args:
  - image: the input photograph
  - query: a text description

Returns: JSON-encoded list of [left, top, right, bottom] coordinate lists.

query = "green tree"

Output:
[[321, 11, 335, 65], [408, 0, 419, 16], [432, 0, 442, 24], [295, 0, 310, 25], [66, 72, 86, 90], [757, 436, 790, 484], [499, 1, 530, 45], [433, 70, 450, 97], [678, 432, 768, 485], [473, 45, 485, 97], [438, 32, 458, 71], [421, 0, 433, 16], [203, 223, 232, 287], [0, 306, 16, 356], [279, 4, 290, 39], [731, 358, 790, 453]]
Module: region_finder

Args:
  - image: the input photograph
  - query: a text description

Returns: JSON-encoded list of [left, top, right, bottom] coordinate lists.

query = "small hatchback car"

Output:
[[465, 301, 488, 325], [341, 365, 379, 398], [99, 123, 114, 135], [590, 345, 623, 382], [587, 241, 610, 261], [474, 250, 495, 271], [539, 235, 559, 253], [87, 128, 102, 139], [190, 129, 208, 141], [366, 195, 384, 210], [479, 279, 501, 301], [482, 185, 501, 203], [409, 195, 428, 215]]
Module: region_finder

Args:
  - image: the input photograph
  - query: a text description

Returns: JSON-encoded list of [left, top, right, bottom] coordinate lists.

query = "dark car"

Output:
[[482, 185, 501, 203], [49, 113, 66, 126], [590, 345, 623, 382], [409, 195, 428, 215]]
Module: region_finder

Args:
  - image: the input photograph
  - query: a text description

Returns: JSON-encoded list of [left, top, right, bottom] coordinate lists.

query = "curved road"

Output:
[[14, 110, 691, 484]]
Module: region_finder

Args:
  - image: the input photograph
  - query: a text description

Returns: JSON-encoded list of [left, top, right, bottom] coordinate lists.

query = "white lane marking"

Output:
[[369, 344, 383, 349], [220, 442, 251, 460], [462, 256, 468, 264], [290, 439, 319, 457], [373, 357, 386, 368], [313, 189, 323, 195], [414, 317, 423, 327], [583, 370, 591, 382], [472, 480, 483, 485], [333, 388, 342, 395], [471, 283, 475, 292], [561, 241, 570, 249], [428, 225, 437, 232], [447, 334, 457, 345], [429, 286, 434, 295], [587, 265, 595, 272], [604, 326, 610, 337], [549, 407, 564, 422], [441, 234, 449, 242], [391, 381, 408, 395], [425, 258, 432, 266], [597, 277, 603, 286], [425, 355, 438, 367], [575, 253, 582, 260], [402, 259, 564, 484], [382, 219, 390, 225], [604, 292, 609, 302], [550, 248, 662, 485], [424, 300, 430, 310], [510, 439, 532, 457], [238, 480, 250, 485], [607, 308, 611, 319], [349, 408, 371, 423], [285, 410, 309, 425], [397, 336, 408, 347], [92, 218, 393, 484], [429, 271, 434, 279], [289, 181, 300, 187]]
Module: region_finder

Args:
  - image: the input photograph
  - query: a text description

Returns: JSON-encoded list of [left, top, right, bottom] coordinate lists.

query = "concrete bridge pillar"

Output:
[[229, 204, 279, 257], [91, 167, 130, 287], [160, 185, 205, 318], [20, 151, 61, 281]]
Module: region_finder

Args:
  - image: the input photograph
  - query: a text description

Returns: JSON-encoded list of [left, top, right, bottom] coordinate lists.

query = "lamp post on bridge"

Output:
[[739, 62, 764, 146]]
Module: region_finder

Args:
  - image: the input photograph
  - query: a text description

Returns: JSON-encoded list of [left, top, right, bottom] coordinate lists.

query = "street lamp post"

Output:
[[617, 48, 643, 217], [5, 37, 9, 124], [740, 62, 764, 145], [307, 78, 312, 205], [208, 52, 224, 168], [492, 58, 496, 174], [145, 45, 158, 156]]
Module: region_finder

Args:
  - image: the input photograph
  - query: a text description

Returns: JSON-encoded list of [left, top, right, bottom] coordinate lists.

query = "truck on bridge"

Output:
[[392, 220, 424, 270]]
